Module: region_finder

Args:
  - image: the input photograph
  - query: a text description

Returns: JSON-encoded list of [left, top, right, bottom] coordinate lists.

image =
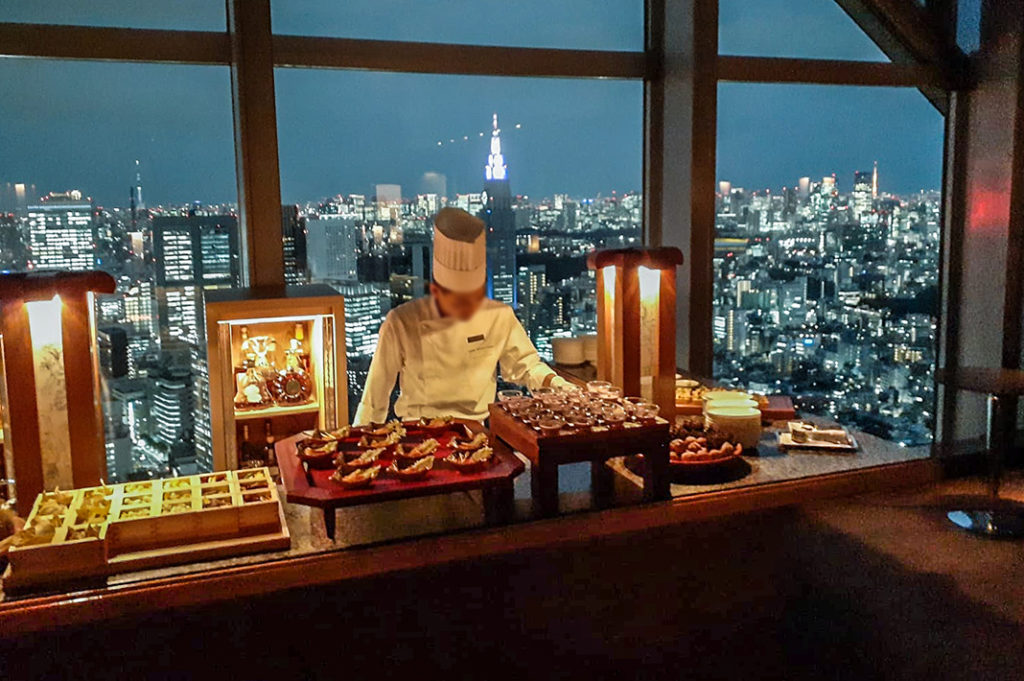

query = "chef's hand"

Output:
[[549, 375, 576, 392]]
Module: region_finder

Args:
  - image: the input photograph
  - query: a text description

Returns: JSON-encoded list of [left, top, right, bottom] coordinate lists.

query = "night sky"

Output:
[[0, 0, 945, 207]]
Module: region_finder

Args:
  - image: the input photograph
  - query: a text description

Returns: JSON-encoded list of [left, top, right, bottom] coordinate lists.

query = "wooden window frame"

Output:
[[0, 0, 962, 412]]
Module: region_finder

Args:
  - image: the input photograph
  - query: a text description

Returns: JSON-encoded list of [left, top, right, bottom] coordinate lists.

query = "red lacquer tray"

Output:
[[278, 421, 523, 507]]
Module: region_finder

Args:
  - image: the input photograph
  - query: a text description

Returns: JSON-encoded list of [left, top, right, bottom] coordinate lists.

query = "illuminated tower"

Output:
[[482, 113, 517, 307], [872, 160, 878, 199]]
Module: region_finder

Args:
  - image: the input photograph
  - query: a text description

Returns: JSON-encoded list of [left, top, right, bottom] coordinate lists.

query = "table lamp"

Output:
[[0, 271, 115, 515], [587, 247, 684, 421]]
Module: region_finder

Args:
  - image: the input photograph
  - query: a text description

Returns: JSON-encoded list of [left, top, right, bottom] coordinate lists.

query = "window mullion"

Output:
[[228, 0, 285, 288]]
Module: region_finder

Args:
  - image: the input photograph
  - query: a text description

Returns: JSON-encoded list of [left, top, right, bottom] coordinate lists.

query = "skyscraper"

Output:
[[27, 190, 95, 271], [306, 214, 359, 282], [152, 214, 240, 471], [853, 170, 873, 220], [153, 214, 239, 346], [282, 204, 309, 284], [482, 113, 516, 307], [151, 366, 194, 448]]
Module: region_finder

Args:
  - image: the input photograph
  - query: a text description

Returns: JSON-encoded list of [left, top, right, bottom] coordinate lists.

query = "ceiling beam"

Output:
[[834, 0, 967, 111]]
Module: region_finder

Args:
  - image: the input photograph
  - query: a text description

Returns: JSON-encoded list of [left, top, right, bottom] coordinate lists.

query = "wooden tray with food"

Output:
[[675, 380, 796, 421], [487, 402, 671, 517], [3, 468, 289, 594], [278, 419, 524, 539]]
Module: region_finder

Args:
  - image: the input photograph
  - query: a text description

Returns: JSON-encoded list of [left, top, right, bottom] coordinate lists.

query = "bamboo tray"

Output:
[[4, 468, 290, 593]]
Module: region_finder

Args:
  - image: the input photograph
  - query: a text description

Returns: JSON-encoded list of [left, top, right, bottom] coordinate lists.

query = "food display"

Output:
[[293, 419, 495, 492], [492, 384, 665, 438], [779, 421, 857, 451], [4, 468, 289, 593], [675, 379, 797, 421], [668, 419, 746, 467], [675, 379, 708, 409], [279, 419, 522, 540]]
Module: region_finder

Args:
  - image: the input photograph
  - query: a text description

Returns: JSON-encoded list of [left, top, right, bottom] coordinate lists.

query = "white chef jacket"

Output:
[[354, 296, 556, 424]]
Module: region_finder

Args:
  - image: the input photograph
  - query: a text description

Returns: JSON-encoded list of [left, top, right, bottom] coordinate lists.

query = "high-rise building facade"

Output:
[[27, 190, 95, 271], [853, 170, 873, 220], [307, 214, 359, 282], [153, 214, 240, 346], [151, 366, 194, 448], [152, 213, 240, 470], [282, 204, 309, 283], [481, 114, 517, 307]]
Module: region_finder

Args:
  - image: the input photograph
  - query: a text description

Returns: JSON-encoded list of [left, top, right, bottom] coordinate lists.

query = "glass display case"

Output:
[[205, 286, 347, 471]]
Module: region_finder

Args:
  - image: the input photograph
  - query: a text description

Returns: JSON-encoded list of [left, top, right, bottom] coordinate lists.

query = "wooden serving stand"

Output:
[[277, 421, 524, 539], [488, 404, 671, 517]]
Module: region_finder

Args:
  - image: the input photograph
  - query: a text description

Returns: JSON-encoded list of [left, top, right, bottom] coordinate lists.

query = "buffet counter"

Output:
[[0, 425, 937, 636]]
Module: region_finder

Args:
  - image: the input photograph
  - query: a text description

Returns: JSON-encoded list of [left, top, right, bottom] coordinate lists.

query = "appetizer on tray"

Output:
[[447, 446, 493, 474], [338, 447, 384, 472], [331, 465, 382, 490], [452, 431, 489, 451], [408, 416, 454, 432], [394, 438, 440, 460], [297, 439, 339, 469], [388, 456, 436, 481], [357, 430, 403, 449]]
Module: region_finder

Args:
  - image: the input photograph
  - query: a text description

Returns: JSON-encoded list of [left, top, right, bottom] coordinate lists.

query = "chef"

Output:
[[354, 207, 572, 424]]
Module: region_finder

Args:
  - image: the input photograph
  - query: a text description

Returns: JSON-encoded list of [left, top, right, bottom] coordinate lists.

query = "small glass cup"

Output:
[[601, 403, 627, 424], [623, 396, 644, 414], [567, 413, 594, 430], [498, 389, 523, 404], [586, 380, 612, 395], [505, 396, 532, 416], [602, 386, 624, 402], [538, 417, 566, 434], [634, 401, 660, 421], [532, 386, 557, 402]]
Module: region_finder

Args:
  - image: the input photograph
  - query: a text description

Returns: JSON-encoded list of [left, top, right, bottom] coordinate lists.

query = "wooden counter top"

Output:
[[0, 451, 937, 636]]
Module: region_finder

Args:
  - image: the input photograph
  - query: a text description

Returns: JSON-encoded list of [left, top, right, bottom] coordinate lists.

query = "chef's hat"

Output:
[[432, 207, 487, 292]]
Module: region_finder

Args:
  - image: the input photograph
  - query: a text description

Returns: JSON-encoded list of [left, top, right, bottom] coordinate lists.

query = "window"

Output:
[[956, 0, 982, 54], [274, 69, 643, 417], [0, 0, 225, 30], [271, 0, 643, 51], [0, 58, 238, 481], [719, 0, 890, 62], [714, 82, 944, 445]]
